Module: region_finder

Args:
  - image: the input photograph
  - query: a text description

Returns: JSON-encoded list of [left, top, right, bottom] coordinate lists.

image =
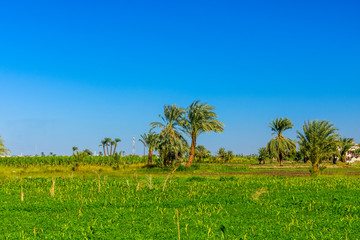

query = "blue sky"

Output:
[[1, 0, 359, 155]]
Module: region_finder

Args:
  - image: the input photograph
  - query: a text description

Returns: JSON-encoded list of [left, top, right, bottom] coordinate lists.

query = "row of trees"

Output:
[[262, 118, 355, 173], [140, 100, 224, 167]]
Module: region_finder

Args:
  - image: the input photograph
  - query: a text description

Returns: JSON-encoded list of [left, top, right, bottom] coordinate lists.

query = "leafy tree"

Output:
[[99, 151, 103, 156], [182, 101, 224, 167], [139, 131, 159, 165], [195, 145, 210, 162], [258, 147, 269, 164], [0, 136, 10, 156], [297, 120, 339, 173], [151, 104, 188, 166], [266, 118, 296, 166], [83, 149, 93, 156], [338, 137, 354, 162]]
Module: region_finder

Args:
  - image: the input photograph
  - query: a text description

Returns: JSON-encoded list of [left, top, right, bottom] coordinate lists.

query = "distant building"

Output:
[[347, 143, 359, 158]]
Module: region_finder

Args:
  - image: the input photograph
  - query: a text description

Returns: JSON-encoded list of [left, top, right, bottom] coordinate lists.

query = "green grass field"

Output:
[[1, 163, 360, 239]]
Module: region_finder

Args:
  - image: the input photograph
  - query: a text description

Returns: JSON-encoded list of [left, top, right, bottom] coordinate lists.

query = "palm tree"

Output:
[[195, 145, 210, 162], [151, 104, 187, 166], [139, 131, 159, 165], [100, 139, 107, 156], [258, 147, 269, 164], [72, 146, 78, 156], [297, 120, 339, 173], [156, 130, 188, 166], [0, 136, 10, 156], [217, 147, 226, 161], [225, 150, 235, 162], [110, 140, 115, 156], [182, 101, 224, 167], [113, 138, 121, 156], [338, 137, 354, 163], [266, 118, 296, 166], [104, 138, 112, 156]]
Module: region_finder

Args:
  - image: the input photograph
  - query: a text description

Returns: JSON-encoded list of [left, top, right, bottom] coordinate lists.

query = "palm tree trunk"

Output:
[[148, 149, 153, 165], [186, 136, 196, 167], [113, 143, 117, 156], [106, 145, 109, 156], [313, 163, 319, 173], [279, 154, 284, 167], [103, 145, 107, 156], [110, 145, 113, 156]]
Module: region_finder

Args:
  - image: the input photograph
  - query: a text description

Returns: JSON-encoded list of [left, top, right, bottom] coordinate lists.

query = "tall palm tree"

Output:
[[151, 104, 187, 166], [297, 120, 339, 173], [182, 101, 224, 167], [113, 138, 121, 156], [338, 137, 354, 163], [266, 118, 296, 166], [104, 138, 112, 156], [110, 140, 115, 156], [0, 136, 10, 156], [72, 146, 78, 156], [100, 140, 107, 156], [139, 131, 159, 165]]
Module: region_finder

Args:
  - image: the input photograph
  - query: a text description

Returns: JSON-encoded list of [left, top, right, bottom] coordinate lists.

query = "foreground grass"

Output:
[[1, 174, 360, 239]]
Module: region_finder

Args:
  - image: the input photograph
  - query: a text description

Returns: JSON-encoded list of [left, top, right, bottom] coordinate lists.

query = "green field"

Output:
[[1, 163, 360, 239]]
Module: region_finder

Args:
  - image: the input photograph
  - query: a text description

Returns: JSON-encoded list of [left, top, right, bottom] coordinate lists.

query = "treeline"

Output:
[[259, 118, 357, 173]]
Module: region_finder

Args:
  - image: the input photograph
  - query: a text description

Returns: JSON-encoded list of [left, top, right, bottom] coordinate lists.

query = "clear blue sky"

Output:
[[1, 0, 359, 156]]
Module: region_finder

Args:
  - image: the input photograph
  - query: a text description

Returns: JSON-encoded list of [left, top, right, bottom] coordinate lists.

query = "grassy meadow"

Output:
[[1, 158, 360, 239]]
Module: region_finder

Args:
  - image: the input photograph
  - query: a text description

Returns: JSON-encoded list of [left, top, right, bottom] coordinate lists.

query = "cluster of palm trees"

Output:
[[217, 147, 235, 162], [263, 117, 355, 173], [0, 135, 10, 156], [139, 100, 224, 167], [99, 138, 121, 156]]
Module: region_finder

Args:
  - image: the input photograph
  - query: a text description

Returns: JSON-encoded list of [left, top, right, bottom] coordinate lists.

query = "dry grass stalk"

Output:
[[163, 168, 178, 192], [50, 178, 56, 197], [136, 182, 141, 191], [147, 175, 153, 189], [93, 171, 101, 192], [78, 198, 85, 218]]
